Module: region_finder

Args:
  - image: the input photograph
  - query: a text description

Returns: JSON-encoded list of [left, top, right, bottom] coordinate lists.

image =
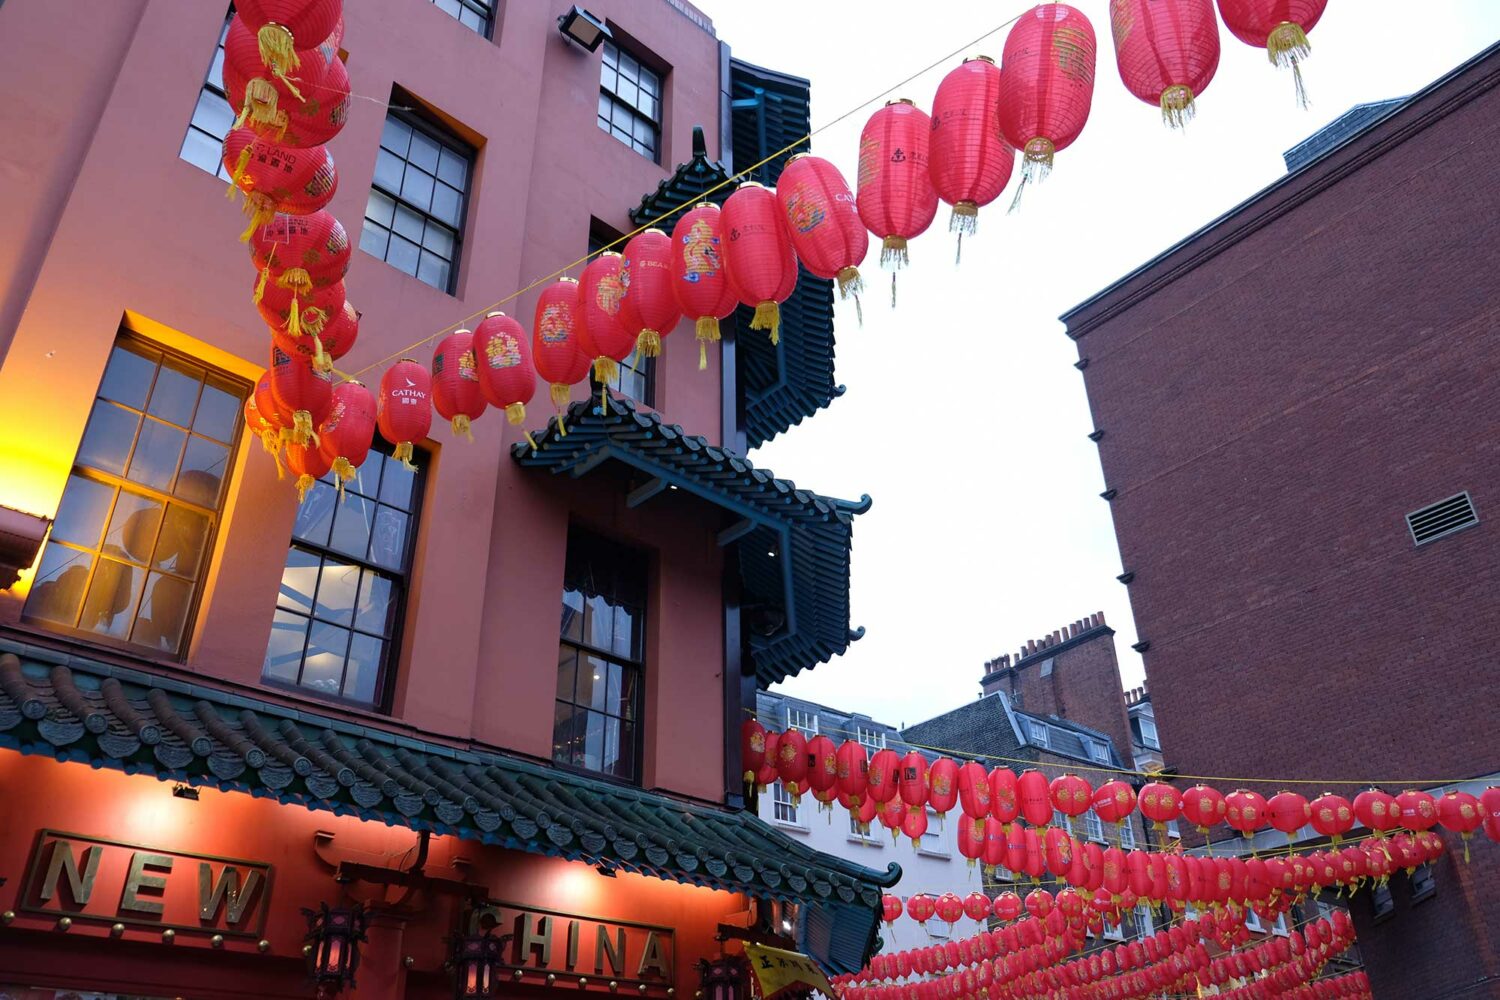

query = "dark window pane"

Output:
[[430, 183, 463, 228], [370, 505, 408, 571], [373, 148, 406, 193], [147, 359, 201, 427], [380, 117, 412, 156], [582, 711, 605, 772], [278, 547, 320, 614], [313, 558, 360, 627], [561, 589, 584, 641], [80, 558, 144, 639], [127, 420, 187, 492], [105, 492, 162, 565], [303, 620, 350, 696], [379, 456, 416, 508], [553, 702, 581, 764], [329, 495, 374, 559], [51, 475, 115, 549], [407, 131, 440, 173], [176, 436, 229, 506], [359, 224, 390, 260], [613, 603, 638, 657], [400, 166, 435, 212], [98, 344, 156, 409], [437, 147, 467, 187], [27, 545, 93, 626], [617, 666, 638, 721], [343, 632, 384, 704], [153, 504, 210, 578], [293, 481, 337, 546], [612, 721, 637, 779], [579, 654, 609, 712], [355, 572, 394, 635], [556, 646, 578, 700], [194, 380, 240, 442], [416, 252, 451, 292], [366, 189, 397, 228], [421, 223, 455, 259], [134, 572, 193, 652], [387, 235, 420, 276], [392, 204, 425, 243], [76, 400, 142, 476], [264, 610, 310, 684]]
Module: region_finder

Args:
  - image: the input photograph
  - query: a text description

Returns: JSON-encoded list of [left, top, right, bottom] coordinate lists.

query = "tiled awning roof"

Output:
[[513, 397, 868, 688], [0, 640, 897, 973]]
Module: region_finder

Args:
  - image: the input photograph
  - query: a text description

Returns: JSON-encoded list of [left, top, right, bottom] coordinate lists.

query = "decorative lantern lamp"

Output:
[[997, 4, 1097, 199], [236, 0, 346, 85], [302, 902, 367, 999], [855, 99, 938, 301], [317, 379, 375, 497], [618, 229, 681, 359], [223, 15, 349, 145], [775, 154, 869, 312], [453, 928, 509, 998], [431, 330, 487, 440], [532, 278, 591, 420], [669, 202, 739, 370], [577, 252, 637, 392], [270, 344, 332, 446], [222, 129, 338, 240], [472, 311, 537, 449], [376, 358, 432, 470], [1109, 0, 1221, 127], [1215, 0, 1329, 107], [698, 955, 748, 1000], [928, 56, 1015, 249], [722, 182, 799, 345]]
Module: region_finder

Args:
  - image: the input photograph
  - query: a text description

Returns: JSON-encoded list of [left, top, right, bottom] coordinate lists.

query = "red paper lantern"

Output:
[[669, 202, 739, 368], [902, 803, 929, 844], [1024, 889, 1053, 921], [531, 279, 590, 417], [777, 154, 869, 309], [957, 814, 985, 865], [618, 229, 681, 359], [927, 757, 959, 818], [1181, 784, 1227, 833], [1354, 787, 1399, 834], [868, 748, 901, 804], [907, 894, 937, 925], [848, 790, 877, 835], [258, 278, 345, 371], [245, 389, 284, 475], [1225, 788, 1269, 835], [222, 129, 337, 240], [1309, 793, 1355, 843], [1138, 781, 1181, 835], [269, 344, 332, 446], [806, 735, 839, 796], [234, 0, 344, 84], [376, 358, 432, 470], [1215, 0, 1329, 106], [929, 56, 1015, 244], [997, 4, 1097, 193], [1109, 0, 1221, 127], [753, 731, 779, 792], [577, 252, 637, 391], [993, 890, 1022, 923], [1017, 770, 1052, 828], [963, 891, 991, 923], [899, 751, 930, 809], [316, 379, 375, 495], [223, 15, 349, 147], [429, 330, 486, 440], [990, 767, 1020, 823], [741, 719, 767, 787], [284, 436, 331, 503], [1044, 825, 1074, 877], [1050, 773, 1093, 819], [1394, 789, 1438, 832], [878, 797, 908, 840], [472, 311, 537, 448], [250, 211, 349, 294], [856, 99, 938, 290], [1481, 787, 1500, 844], [959, 761, 992, 820], [1000, 818, 1024, 872], [882, 895, 903, 924], [272, 297, 357, 372], [1092, 779, 1136, 825], [1267, 791, 1311, 842], [721, 182, 798, 346], [836, 740, 869, 804], [776, 728, 809, 799]]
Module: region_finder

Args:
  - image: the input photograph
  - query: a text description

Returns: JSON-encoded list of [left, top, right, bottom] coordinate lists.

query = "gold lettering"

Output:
[[595, 924, 626, 976], [637, 930, 670, 979], [120, 852, 173, 915], [518, 913, 553, 966], [567, 919, 580, 970], [39, 841, 101, 906], [198, 863, 264, 924]]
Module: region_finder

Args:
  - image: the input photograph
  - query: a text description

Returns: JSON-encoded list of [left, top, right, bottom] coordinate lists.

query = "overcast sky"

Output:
[[698, 1, 1500, 729]]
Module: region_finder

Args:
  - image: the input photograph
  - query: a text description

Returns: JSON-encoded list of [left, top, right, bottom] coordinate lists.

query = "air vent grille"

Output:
[[1406, 492, 1478, 546]]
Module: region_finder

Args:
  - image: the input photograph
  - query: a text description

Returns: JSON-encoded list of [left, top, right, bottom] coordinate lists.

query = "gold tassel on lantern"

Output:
[[1160, 85, 1197, 129], [879, 235, 909, 269], [451, 414, 474, 442], [294, 473, 317, 503], [226, 147, 252, 200], [1009, 138, 1056, 214], [549, 383, 571, 437], [260, 429, 285, 480], [635, 329, 662, 358], [750, 301, 781, 346], [240, 193, 278, 242], [330, 455, 356, 500], [592, 358, 618, 414], [392, 441, 417, 472], [836, 265, 864, 326], [289, 409, 319, 448], [1267, 21, 1314, 109], [695, 316, 720, 371], [256, 23, 305, 100], [243, 77, 282, 127], [505, 402, 537, 452]]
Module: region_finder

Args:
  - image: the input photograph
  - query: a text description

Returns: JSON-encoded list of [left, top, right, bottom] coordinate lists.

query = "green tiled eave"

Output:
[[0, 639, 896, 973], [513, 397, 867, 688]]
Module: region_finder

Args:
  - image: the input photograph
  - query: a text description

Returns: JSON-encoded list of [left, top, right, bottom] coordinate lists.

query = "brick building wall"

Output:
[[1063, 46, 1500, 1000]]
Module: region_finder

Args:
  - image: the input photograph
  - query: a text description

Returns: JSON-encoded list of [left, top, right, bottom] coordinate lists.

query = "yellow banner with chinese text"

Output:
[[744, 943, 833, 1000]]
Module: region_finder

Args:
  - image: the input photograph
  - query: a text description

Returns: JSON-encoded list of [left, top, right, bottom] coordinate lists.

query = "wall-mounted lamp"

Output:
[[303, 902, 368, 1000], [0, 505, 51, 592], [558, 6, 611, 52]]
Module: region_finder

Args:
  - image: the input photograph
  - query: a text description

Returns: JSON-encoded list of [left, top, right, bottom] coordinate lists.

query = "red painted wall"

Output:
[[0, 0, 730, 801], [1066, 55, 1500, 999]]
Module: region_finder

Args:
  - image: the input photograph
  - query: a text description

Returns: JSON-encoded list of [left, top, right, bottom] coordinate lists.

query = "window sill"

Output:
[[916, 849, 951, 859], [773, 820, 809, 835], [357, 247, 459, 298], [847, 834, 884, 847]]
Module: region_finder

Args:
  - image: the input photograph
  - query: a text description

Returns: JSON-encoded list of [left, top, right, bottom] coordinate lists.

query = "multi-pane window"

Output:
[[555, 528, 646, 781], [598, 41, 661, 160], [362, 111, 472, 293], [179, 10, 235, 179], [429, 0, 495, 36], [915, 809, 948, 856], [786, 707, 818, 739], [772, 782, 802, 826], [1084, 809, 1105, 842], [586, 225, 655, 406], [1088, 739, 1111, 764], [857, 726, 887, 751], [1119, 818, 1137, 849], [1133, 715, 1160, 749], [848, 812, 880, 842], [261, 441, 420, 708], [1027, 719, 1050, 747], [1133, 904, 1154, 937], [26, 338, 243, 655]]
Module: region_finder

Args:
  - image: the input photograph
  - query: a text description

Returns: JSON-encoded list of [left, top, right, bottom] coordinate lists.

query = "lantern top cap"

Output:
[[559, 276, 579, 283], [964, 55, 996, 64], [487, 311, 507, 317], [786, 152, 812, 163], [886, 98, 915, 107], [398, 357, 419, 364], [693, 199, 721, 210], [738, 180, 768, 189], [644, 227, 667, 236], [455, 328, 472, 335], [597, 250, 622, 258]]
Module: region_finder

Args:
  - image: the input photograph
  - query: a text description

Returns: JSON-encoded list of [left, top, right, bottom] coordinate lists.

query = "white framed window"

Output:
[[1245, 909, 1265, 933], [1119, 818, 1137, 849], [1052, 809, 1071, 834], [926, 920, 950, 939], [772, 781, 802, 828], [1027, 720, 1050, 747], [1088, 740, 1111, 764], [1103, 920, 1124, 941], [598, 41, 662, 161], [1134, 715, 1160, 750], [1084, 809, 1105, 842], [1165, 818, 1181, 839], [1271, 913, 1288, 936], [856, 726, 886, 751], [1134, 904, 1154, 937], [786, 707, 818, 738], [915, 809, 949, 857], [848, 813, 882, 845]]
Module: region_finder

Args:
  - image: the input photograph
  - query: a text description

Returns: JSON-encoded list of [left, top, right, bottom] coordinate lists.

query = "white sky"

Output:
[[699, 1, 1500, 728]]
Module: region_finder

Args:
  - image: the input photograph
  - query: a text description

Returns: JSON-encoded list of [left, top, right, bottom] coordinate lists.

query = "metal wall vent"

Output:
[[1406, 492, 1478, 546]]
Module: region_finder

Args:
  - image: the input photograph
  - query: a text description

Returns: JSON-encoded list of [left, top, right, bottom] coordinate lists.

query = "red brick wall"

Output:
[[1066, 53, 1500, 999]]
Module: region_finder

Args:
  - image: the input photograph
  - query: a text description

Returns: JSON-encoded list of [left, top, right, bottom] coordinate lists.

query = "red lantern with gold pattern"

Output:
[[234, 0, 345, 85], [991, 767, 1021, 823], [957, 814, 985, 866], [1050, 773, 1093, 819], [223, 15, 349, 147], [903, 808, 930, 846], [1215, 0, 1328, 107], [1354, 787, 1399, 835], [777, 153, 868, 309], [776, 727, 809, 800], [1481, 787, 1500, 844], [1138, 781, 1181, 838], [882, 895, 903, 925], [997, 817, 1020, 871], [274, 297, 356, 372], [998, 4, 1097, 195], [1181, 784, 1226, 834], [1394, 790, 1438, 833], [868, 747, 901, 804], [377, 358, 432, 470], [836, 739, 869, 804], [805, 734, 839, 797], [245, 389, 284, 475], [258, 276, 345, 364], [856, 99, 938, 291], [927, 757, 959, 818], [1044, 825, 1074, 877], [670, 202, 739, 368], [472, 311, 537, 447], [878, 797, 907, 840], [753, 731, 779, 792], [1225, 788, 1269, 836], [269, 344, 332, 447], [250, 211, 349, 292], [963, 891, 991, 923], [741, 719, 767, 788], [222, 129, 338, 240], [722, 182, 798, 346], [959, 761, 992, 820], [899, 751, 930, 810], [1093, 779, 1136, 825], [284, 436, 331, 503], [1109, 0, 1221, 127], [316, 379, 374, 495], [1268, 791, 1311, 842], [993, 890, 1021, 923], [1309, 793, 1355, 844], [906, 894, 936, 926], [618, 229, 681, 359], [430, 330, 486, 440], [929, 56, 1015, 245], [532, 279, 590, 416], [1017, 769, 1052, 828], [577, 252, 636, 390]]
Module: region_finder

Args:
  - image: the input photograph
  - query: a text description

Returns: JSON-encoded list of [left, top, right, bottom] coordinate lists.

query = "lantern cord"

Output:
[[344, 12, 1033, 380], [739, 706, 1495, 789]]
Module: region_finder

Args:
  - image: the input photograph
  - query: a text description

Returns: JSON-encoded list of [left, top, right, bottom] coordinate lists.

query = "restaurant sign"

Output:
[[17, 830, 273, 938], [471, 901, 674, 988]]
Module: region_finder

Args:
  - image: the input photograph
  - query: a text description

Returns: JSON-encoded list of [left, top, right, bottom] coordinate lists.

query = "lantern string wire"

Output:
[[342, 13, 1030, 379], [742, 708, 1490, 789]]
